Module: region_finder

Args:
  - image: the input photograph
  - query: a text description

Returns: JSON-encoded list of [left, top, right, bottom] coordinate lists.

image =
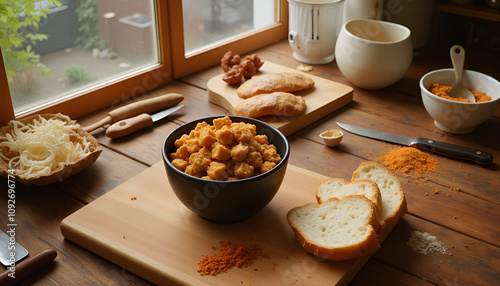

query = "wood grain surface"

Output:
[[60, 163, 400, 286]]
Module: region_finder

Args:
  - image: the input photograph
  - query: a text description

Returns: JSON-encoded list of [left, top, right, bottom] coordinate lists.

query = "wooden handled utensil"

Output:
[[105, 105, 183, 139], [0, 248, 57, 286], [82, 93, 184, 133]]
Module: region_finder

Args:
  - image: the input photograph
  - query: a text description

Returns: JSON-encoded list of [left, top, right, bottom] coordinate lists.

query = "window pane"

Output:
[[182, 0, 278, 56], [1, 0, 159, 115]]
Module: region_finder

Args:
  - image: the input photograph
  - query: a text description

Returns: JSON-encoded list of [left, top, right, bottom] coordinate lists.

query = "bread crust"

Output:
[[0, 113, 102, 185], [234, 92, 306, 118], [237, 72, 314, 99], [351, 161, 407, 232], [286, 196, 380, 261]]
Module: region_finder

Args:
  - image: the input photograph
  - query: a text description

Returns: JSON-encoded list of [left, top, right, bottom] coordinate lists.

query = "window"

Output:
[[170, 0, 286, 78], [1, 0, 161, 116], [0, 0, 287, 125]]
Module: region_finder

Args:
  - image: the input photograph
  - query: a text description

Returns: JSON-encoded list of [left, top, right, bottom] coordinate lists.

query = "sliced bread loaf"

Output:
[[315, 178, 382, 216], [352, 162, 407, 231], [286, 195, 380, 261]]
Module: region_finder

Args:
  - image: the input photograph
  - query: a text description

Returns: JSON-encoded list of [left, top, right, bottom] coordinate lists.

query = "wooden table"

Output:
[[1, 39, 499, 285]]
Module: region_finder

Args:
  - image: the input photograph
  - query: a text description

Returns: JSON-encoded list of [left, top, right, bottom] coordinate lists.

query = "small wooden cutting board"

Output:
[[61, 162, 397, 286], [207, 61, 353, 135]]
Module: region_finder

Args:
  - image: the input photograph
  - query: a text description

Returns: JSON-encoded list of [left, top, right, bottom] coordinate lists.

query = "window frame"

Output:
[[0, 0, 288, 126], [168, 0, 288, 79]]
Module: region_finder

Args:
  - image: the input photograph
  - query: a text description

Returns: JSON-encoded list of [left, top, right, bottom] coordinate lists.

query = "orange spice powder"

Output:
[[197, 240, 270, 276], [430, 83, 491, 103], [377, 146, 440, 177]]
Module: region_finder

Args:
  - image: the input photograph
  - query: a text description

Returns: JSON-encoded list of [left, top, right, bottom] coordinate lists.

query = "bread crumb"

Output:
[[131, 197, 137, 200], [377, 146, 440, 176], [407, 231, 451, 255], [197, 240, 270, 276], [296, 64, 313, 72]]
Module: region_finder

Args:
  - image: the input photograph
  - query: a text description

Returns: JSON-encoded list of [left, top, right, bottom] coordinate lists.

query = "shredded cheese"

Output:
[[0, 115, 92, 179]]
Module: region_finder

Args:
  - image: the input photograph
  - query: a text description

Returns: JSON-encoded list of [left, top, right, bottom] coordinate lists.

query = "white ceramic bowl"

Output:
[[319, 129, 343, 147], [335, 19, 413, 89], [420, 69, 500, 134]]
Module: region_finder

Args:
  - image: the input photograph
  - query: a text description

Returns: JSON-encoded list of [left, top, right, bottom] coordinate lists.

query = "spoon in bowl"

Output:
[[449, 45, 475, 102]]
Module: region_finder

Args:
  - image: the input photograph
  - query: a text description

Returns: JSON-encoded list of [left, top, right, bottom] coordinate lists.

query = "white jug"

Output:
[[288, 0, 344, 64]]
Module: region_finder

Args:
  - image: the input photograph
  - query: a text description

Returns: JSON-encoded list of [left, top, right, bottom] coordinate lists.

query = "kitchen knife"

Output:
[[337, 122, 493, 165], [0, 248, 57, 286], [106, 104, 183, 139], [0, 230, 28, 267], [82, 93, 184, 133]]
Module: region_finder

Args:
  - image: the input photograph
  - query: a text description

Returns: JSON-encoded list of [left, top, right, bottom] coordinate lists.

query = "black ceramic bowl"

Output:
[[162, 116, 289, 223]]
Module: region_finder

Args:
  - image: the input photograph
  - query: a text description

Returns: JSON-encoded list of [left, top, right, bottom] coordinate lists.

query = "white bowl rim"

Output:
[[341, 19, 411, 45], [319, 129, 343, 139], [420, 68, 500, 105]]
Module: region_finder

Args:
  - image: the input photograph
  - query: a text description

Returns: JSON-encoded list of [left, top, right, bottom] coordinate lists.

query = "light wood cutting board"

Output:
[[61, 162, 396, 286], [207, 61, 353, 136]]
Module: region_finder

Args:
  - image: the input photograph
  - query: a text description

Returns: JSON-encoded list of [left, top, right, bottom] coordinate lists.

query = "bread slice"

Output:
[[352, 162, 407, 231], [286, 195, 380, 261], [315, 178, 382, 216], [237, 72, 314, 99]]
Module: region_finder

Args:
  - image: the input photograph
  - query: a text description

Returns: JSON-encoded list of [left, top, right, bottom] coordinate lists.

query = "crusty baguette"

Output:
[[234, 92, 306, 118], [237, 72, 314, 99], [352, 162, 407, 231], [315, 178, 382, 216], [286, 195, 380, 261]]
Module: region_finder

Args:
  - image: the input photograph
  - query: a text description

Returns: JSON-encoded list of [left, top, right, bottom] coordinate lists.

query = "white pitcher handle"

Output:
[[289, 31, 297, 45]]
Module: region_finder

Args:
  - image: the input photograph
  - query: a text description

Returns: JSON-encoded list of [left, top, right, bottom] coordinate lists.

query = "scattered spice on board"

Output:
[[407, 231, 451, 255], [430, 83, 492, 103], [377, 146, 440, 179], [197, 240, 270, 276]]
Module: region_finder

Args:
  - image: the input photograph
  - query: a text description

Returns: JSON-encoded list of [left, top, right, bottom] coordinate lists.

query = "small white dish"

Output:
[[320, 129, 343, 147]]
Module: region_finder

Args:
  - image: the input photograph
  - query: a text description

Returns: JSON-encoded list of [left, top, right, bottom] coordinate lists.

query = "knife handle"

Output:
[[108, 93, 184, 122], [0, 248, 57, 286], [106, 113, 153, 139], [411, 137, 493, 165]]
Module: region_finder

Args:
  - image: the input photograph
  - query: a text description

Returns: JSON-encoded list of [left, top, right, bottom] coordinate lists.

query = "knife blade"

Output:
[[0, 230, 28, 267], [337, 122, 493, 165], [105, 104, 183, 139]]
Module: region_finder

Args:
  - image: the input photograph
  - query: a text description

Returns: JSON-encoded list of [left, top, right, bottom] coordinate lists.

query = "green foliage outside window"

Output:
[[62, 64, 98, 86], [74, 0, 106, 50], [0, 0, 61, 83]]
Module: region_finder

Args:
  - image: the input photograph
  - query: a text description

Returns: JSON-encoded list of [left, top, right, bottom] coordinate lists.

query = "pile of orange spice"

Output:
[[377, 146, 440, 178], [197, 240, 270, 276], [430, 83, 491, 103]]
